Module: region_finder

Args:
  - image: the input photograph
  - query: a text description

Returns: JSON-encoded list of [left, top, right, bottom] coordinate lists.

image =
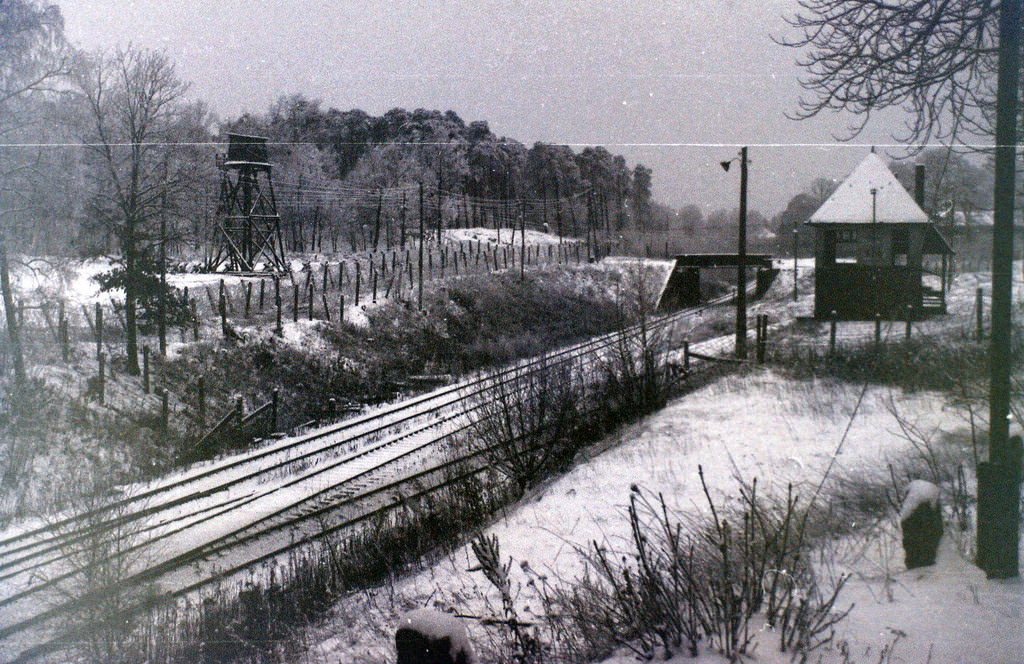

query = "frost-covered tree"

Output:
[[75, 46, 191, 375], [0, 0, 73, 383]]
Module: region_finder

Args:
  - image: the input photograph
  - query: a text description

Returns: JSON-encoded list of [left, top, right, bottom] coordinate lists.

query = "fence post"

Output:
[[191, 297, 199, 341], [198, 376, 206, 427], [975, 287, 984, 342], [292, 282, 299, 323], [356, 262, 362, 305], [259, 279, 265, 312], [98, 352, 105, 405], [59, 305, 69, 362], [244, 281, 253, 319], [763, 315, 770, 361], [874, 313, 882, 345], [271, 388, 279, 432], [160, 388, 169, 438], [275, 277, 282, 335], [757, 315, 767, 364], [308, 277, 315, 319], [754, 315, 763, 363], [829, 311, 837, 355], [683, 340, 690, 373], [143, 345, 150, 394], [219, 279, 228, 336], [905, 305, 913, 340], [95, 302, 103, 362], [328, 397, 336, 419]]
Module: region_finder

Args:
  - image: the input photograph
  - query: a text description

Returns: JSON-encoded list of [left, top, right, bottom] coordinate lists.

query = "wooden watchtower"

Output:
[[806, 153, 953, 320], [212, 133, 287, 273]]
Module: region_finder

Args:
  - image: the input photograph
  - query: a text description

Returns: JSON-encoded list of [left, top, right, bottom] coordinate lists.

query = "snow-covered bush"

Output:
[[539, 477, 851, 662]]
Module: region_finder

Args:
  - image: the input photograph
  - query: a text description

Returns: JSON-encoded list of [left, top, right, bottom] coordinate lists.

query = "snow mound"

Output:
[[899, 479, 940, 521]]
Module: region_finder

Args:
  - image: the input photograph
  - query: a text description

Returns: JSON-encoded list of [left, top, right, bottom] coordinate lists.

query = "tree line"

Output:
[[0, 0, 657, 378]]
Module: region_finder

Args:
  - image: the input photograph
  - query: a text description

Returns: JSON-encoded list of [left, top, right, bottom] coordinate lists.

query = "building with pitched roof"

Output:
[[806, 153, 954, 320]]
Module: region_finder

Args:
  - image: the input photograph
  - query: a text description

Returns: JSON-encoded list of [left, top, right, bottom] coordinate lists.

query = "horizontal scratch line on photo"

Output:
[[0, 141, 1004, 150]]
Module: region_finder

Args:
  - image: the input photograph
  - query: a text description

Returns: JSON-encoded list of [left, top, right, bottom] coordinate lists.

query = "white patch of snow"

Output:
[[899, 479, 941, 521], [444, 227, 578, 247], [343, 304, 370, 328]]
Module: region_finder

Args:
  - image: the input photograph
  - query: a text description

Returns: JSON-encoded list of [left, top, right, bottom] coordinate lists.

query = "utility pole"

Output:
[[520, 200, 526, 281], [418, 182, 424, 309], [736, 147, 748, 358], [158, 191, 167, 356], [978, 0, 1021, 579]]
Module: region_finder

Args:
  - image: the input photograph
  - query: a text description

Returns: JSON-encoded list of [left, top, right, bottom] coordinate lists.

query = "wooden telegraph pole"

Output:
[[734, 147, 749, 358], [418, 182, 425, 309], [158, 201, 167, 355], [978, 0, 1021, 579]]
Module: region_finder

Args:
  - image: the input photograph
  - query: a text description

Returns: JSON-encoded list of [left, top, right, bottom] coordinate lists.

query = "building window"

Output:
[[892, 228, 909, 254]]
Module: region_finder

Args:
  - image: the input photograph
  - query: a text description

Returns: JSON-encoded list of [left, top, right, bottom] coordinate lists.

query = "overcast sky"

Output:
[[56, 0, 921, 216]]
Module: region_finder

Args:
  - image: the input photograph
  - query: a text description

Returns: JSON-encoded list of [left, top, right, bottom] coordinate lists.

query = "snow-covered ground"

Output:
[[444, 227, 581, 247], [298, 369, 1022, 664]]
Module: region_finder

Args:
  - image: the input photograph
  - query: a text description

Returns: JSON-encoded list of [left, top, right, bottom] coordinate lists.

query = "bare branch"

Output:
[[777, 0, 1001, 146]]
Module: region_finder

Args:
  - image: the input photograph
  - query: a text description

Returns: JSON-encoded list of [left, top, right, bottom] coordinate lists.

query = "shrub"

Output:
[[540, 476, 851, 663], [468, 355, 584, 493]]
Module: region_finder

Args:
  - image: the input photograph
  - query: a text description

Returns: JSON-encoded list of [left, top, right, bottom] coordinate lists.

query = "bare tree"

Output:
[[0, 1, 71, 115], [0, 0, 73, 383], [74, 46, 189, 374], [779, 1, 999, 148]]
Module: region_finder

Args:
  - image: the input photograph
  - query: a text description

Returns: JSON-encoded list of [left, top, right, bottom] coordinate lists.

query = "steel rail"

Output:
[[0, 292, 742, 660], [8, 345, 730, 664], [0, 291, 731, 576]]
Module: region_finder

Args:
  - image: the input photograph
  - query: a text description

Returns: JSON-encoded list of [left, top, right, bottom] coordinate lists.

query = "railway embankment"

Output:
[[0, 259, 719, 522]]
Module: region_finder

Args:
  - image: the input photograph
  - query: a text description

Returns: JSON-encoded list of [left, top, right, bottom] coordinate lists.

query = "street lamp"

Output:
[[720, 146, 748, 359]]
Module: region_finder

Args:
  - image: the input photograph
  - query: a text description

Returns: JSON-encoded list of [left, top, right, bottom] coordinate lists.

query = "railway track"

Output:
[[0, 292, 740, 662]]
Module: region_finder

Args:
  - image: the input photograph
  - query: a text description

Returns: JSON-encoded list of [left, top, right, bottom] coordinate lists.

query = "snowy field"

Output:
[[298, 369, 1022, 664]]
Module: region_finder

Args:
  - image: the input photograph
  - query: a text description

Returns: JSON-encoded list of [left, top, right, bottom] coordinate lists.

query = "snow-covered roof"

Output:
[[809, 153, 929, 225]]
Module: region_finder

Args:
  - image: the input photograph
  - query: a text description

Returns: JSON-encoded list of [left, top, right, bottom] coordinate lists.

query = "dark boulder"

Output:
[[396, 608, 474, 664], [899, 480, 943, 569]]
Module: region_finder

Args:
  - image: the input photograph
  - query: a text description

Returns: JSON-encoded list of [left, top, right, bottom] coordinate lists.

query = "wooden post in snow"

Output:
[[976, 287, 984, 342], [198, 376, 206, 427], [95, 302, 103, 363], [275, 277, 282, 335]]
